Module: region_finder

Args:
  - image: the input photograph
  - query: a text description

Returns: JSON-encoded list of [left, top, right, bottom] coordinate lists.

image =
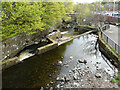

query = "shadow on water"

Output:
[[2, 34, 118, 88]]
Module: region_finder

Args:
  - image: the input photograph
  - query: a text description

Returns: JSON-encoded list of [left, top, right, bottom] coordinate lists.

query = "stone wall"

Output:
[[1, 29, 50, 61], [98, 32, 120, 68]]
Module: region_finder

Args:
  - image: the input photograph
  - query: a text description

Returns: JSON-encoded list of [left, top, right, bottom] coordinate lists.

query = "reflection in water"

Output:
[[2, 34, 117, 88]]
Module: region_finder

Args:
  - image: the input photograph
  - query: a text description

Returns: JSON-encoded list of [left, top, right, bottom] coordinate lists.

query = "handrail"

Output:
[[100, 25, 120, 54]]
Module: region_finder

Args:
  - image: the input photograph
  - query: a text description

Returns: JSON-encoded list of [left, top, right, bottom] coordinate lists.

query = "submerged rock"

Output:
[[65, 76, 70, 81], [73, 74, 78, 80], [56, 84, 60, 88], [57, 77, 65, 82], [95, 73, 102, 78], [96, 62, 101, 64], [48, 74, 52, 77], [56, 77, 60, 81], [57, 61, 62, 66], [61, 82, 65, 85], [61, 56, 64, 59], [70, 56, 73, 59], [69, 70, 72, 73], [73, 82, 79, 87], [46, 84, 49, 87], [50, 81, 54, 84], [65, 65, 69, 68], [78, 59, 87, 64]]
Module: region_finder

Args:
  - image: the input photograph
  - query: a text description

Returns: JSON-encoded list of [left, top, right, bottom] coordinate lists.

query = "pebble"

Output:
[[34, 42, 39, 44], [56, 84, 60, 88], [58, 61, 62, 66], [87, 66, 89, 69], [73, 74, 78, 80], [61, 56, 64, 59], [96, 66, 99, 68], [60, 86, 64, 88], [56, 77, 60, 81], [65, 65, 69, 68], [70, 56, 73, 59], [50, 81, 54, 84], [61, 82, 64, 85], [78, 59, 87, 64], [73, 82, 79, 87], [65, 76, 70, 81], [60, 77, 65, 81], [46, 84, 49, 87], [95, 73, 102, 78], [69, 70, 72, 73], [48, 74, 52, 77]]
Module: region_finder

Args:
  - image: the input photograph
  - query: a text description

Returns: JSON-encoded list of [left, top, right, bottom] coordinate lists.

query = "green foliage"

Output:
[[110, 75, 120, 86], [73, 3, 105, 25], [1, 2, 73, 40], [63, 1, 73, 21], [110, 78, 117, 83], [116, 75, 120, 80], [74, 3, 91, 24]]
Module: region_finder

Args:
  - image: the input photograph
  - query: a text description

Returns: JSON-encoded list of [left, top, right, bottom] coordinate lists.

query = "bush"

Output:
[[1, 2, 73, 40]]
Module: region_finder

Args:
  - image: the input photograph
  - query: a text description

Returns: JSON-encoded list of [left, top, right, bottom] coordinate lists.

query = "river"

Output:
[[2, 33, 118, 88]]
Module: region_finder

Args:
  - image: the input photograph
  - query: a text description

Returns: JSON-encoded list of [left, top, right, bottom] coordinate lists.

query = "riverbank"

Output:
[[2, 29, 93, 70], [98, 31, 120, 68]]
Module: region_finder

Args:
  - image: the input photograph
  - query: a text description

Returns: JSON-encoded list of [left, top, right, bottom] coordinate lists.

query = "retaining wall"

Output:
[[98, 32, 120, 67]]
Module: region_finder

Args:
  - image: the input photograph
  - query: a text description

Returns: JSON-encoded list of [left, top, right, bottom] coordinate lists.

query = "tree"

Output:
[[1, 1, 73, 40]]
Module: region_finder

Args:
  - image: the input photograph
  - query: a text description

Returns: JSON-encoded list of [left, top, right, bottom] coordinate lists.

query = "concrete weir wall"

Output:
[[36, 37, 58, 55]]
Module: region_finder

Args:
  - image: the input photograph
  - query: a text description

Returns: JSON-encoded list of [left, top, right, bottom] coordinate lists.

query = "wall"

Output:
[[1, 29, 49, 61], [98, 32, 120, 68]]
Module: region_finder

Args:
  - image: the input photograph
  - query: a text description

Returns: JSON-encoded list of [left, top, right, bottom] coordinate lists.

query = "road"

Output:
[[104, 25, 119, 45]]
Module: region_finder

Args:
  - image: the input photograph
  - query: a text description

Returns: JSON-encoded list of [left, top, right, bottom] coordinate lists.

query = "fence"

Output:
[[101, 28, 120, 54]]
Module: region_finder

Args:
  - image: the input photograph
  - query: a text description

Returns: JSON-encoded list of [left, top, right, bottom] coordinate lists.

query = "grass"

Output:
[[101, 37, 120, 57], [109, 46, 120, 57], [110, 75, 120, 86], [110, 78, 117, 83]]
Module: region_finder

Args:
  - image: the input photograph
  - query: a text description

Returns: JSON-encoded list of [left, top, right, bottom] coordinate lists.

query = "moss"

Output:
[[99, 32, 120, 66], [78, 24, 93, 28], [110, 75, 120, 86], [116, 75, 120, 80], [110, 78, 117, 83], [6, 62, 9, 66], [101, 37, 120, 57]]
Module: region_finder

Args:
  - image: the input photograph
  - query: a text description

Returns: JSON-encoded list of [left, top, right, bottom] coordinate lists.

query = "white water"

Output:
[[18, 50, 35, 61]]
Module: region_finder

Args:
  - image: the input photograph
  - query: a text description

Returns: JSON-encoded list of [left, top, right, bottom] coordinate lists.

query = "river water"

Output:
[[2, 33, 118, 88]]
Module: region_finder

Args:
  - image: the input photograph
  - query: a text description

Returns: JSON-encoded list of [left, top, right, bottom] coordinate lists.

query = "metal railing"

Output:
[[101, 27, 120, 54]]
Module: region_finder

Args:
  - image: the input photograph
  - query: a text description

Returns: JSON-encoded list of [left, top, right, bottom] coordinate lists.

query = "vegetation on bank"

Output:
[[74, 2, 105, 25], [111, 75, 120, 86], [1, 1, 73, 40], [101, 38, 120, 57]]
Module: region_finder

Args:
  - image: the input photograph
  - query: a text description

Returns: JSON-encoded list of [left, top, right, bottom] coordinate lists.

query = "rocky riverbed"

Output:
[[55, 58, 118, 88]]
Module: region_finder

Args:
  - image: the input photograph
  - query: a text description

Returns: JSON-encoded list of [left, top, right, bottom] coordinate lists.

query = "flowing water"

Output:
[[2, 33, 118, 88]]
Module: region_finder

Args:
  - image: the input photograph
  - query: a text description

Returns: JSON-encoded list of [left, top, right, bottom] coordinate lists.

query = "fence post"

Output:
[[101, 31, 102, 37], [106, 36, 108, 43], [115, 43, 116, 51], [118, 45, 120, 54]]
